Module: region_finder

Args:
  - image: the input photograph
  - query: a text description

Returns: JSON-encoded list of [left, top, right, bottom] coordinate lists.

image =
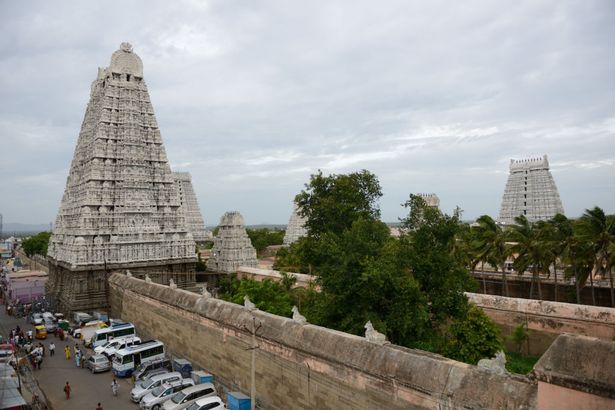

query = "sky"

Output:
[[0, 0, 614, 226]]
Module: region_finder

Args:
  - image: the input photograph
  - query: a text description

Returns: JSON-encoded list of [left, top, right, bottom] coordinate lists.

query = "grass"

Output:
[[505, 351, 539, 374]]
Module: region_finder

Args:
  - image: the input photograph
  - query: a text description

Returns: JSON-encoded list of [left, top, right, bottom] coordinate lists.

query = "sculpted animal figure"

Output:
[[169, 279, 177, 289], [201, 285, 212, 298], [244, 295, 257, 311], [126, 270, 132, 277], [144, 274, 152, 284], [477, 351, 507, 375], [364, 321, 388, 345], [291, 306, 307, 324]]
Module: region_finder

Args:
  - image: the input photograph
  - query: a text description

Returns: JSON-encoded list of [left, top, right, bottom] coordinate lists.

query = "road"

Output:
[[0, 308, 137, 410]]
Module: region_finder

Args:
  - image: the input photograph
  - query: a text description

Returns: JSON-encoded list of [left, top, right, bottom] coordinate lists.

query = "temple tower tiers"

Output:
[[417, 193, 440, 208], [47, 43, 197, 313], [206, 211, 258, 273], [173, 172, 208, 242], [283, 203, 307, 245], [498, 155, 564, 225]]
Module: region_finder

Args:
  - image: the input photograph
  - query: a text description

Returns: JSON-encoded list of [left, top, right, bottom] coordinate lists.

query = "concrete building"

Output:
[[498, 155, 564, 224], [47, 43, 197, 313]]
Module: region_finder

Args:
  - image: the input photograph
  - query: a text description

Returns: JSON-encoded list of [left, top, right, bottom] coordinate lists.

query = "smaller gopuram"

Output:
[[417, 193, 440, 208], [173, 172, 208, 242], [206, 211, 258, 273], [498, 155, 564, 224], [283, 203, 307, 245]]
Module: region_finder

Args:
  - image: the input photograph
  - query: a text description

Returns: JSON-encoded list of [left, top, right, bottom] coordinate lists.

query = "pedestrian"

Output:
[[80, 354, 85, 368], [73, 344, 78, 357], [36, 354, 42, 370], [63, 381, 71, 400], [75, 349, 81, 367], [64, 346, 71, 360], [49, 342, 55, 356], [111, 379, 118, 396], [96, 403, 103, 410]]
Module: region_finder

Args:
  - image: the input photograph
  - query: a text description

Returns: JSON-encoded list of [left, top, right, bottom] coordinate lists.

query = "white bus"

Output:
[[113, 340, 165, 377], [89, 322, 136, 348]]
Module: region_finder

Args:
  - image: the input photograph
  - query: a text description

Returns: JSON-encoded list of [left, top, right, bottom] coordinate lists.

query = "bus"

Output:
[[89, 323, 136, 348], [113, 340, 165, 377]]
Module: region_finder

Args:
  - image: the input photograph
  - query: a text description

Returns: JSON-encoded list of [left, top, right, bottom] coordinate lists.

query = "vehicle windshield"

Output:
[[139, 377, 153, 389], [172, 391, 186, 404], [151, 385, 166, 396], [186, 403, 200, 410]]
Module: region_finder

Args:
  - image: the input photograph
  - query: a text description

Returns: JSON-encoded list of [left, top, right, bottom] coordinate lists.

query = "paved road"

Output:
[[0, 308, 136, 410]]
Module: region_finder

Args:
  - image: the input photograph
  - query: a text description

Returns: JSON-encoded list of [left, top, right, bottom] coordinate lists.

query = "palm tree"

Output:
[[579, 207, 615, 307], [548, 214, 572, 302], [474, 215, 510, 297], [509, 215, 550, 300], [562, 232, 594, 304]]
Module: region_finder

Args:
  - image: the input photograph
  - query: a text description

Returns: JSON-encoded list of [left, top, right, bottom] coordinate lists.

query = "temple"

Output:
[[173, 172, 208, 242], [46, 43, 197, 313], [206, 211, 258, 273], [417, 193, 440, 208], [283, 203, 307, 245], [498, 155, 564, 224]]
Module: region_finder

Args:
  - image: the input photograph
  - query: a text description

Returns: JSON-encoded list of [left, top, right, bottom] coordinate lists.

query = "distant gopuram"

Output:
[[417, 193, 440, 208], [283, 203, 307, 245], [498, 155, 564, 224], [47, 43, 197, 313], [173, 172, 208, 242], [206, 212, 258, 273]]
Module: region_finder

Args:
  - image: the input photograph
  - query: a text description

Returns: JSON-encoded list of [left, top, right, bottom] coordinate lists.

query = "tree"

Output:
[[548, 214, 572, 302], [247, 228, 285, 255], [296, 170, 382, 238], [509, 216, 550, 300], [219, 277, 294, 317], [510, 323, 529, 354], [473, 215, 510, 297], [21, 231, 51, 257], [579, 207, 615, 307]]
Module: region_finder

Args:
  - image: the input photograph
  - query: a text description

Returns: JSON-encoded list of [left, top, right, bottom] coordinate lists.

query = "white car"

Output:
[[162, 383, 217, 410], [185, 396, 226, 410], [140, 378, 195, 410], [131, 372, 182, 403], [94, 336, 141, 357]]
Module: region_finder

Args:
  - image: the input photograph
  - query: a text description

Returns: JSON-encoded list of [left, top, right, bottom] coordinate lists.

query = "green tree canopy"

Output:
[[21, 231, 51, 257]]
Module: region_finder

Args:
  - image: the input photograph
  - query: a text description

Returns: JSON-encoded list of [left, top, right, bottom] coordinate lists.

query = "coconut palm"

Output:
[[562, 232, 594, 304], [578, 207, 615, 307], [509, 215, 550, 300], [474, 215, 510, 297], [548, 214, 572, 302]]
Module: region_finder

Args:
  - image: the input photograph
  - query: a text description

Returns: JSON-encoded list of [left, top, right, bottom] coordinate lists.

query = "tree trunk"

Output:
[[553, 261, 558, 302], [589, 269, 596, 305], [536, 270, 543, 300], [529, 273, 535, 299], [609, 264, 614, 308], [575, 271, 581, 304], [481, 262, 487, 294], [500, 267, 509, 297]]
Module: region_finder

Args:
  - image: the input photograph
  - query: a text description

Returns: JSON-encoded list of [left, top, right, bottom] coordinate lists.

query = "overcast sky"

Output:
[[1, 0, 613, 226]]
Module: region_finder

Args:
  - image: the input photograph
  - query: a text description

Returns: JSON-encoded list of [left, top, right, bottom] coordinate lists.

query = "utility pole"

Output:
[[251, 316, 256, 410]]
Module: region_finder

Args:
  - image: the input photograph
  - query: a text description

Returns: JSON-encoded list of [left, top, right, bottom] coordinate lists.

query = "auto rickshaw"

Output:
[[34, 325, 47, 340]]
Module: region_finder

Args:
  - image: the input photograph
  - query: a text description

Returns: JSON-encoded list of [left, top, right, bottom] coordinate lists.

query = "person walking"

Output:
[[49, 342, 55, 356], [63, 381, 71, 400], [64, 345, 71, 360], [111, 379, 119, 396]]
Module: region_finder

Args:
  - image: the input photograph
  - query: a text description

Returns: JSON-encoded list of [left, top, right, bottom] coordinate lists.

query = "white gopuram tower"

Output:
[[47, 43, 197, 313], [283, 203, 307, 245], [173, 172, 207, 242], [498, 155, 564, 224], [417, 193, 440, 208], [206, 212, 258, 273]]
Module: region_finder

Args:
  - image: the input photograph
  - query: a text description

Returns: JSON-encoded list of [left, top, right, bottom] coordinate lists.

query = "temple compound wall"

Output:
[[467, 292, 615, 355], [109, 273, 537, 409]]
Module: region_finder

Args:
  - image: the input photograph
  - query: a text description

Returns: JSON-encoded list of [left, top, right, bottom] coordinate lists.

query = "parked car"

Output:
[[94, 336, 141, 357], [134, 358, 173, 381], [86, 354, 111, 373], [140, 378, 195, 410], [0, 344, 15, 366], [131, 372, 182, 403], [185, 396, 226, 410], [163, 383, 218, 410]]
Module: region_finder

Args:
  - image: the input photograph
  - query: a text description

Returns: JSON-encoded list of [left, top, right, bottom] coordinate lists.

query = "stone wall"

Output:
[[467, 292, 615, 355], [109, 273, 536, 409]]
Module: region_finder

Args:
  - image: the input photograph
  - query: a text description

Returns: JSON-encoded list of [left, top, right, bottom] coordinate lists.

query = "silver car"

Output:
[[131, 372, 182, 403], [140, 379, 195, 410], [86, 354, 111, 373], [185, 396, 226, 410], [163, 383, 217, 410]]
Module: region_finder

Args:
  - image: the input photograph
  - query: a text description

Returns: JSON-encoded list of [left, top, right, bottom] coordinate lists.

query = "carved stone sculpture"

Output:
[[291, 305, 307, 324], [173, 172, 207, 242], [201, 284, 212, 298], [126, 270, 132, 277], [477, 351, 508, 375], [45, 43, 197, 313], [244, 295, 257, 311], [283, 202, 307, 245], [145, 274, 152, 284], [169, 278, 177, 289], [364, 320, 388, 345], [498, 155, 564, 224], [206, 212, 258, 273]]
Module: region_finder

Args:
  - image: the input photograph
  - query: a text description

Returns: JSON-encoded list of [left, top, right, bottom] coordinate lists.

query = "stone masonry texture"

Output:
[[173, 172, 208, 242], [207, 211, 258, 273]]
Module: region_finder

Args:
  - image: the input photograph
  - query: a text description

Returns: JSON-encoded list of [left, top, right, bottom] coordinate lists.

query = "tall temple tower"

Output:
[[206, 212, 258, 273], [173, 172, 208, 242], [47, 43, 197, 313], [283, 203, 307, 245], [498, 155, 564, 224], [416, 193, 440, 208]]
